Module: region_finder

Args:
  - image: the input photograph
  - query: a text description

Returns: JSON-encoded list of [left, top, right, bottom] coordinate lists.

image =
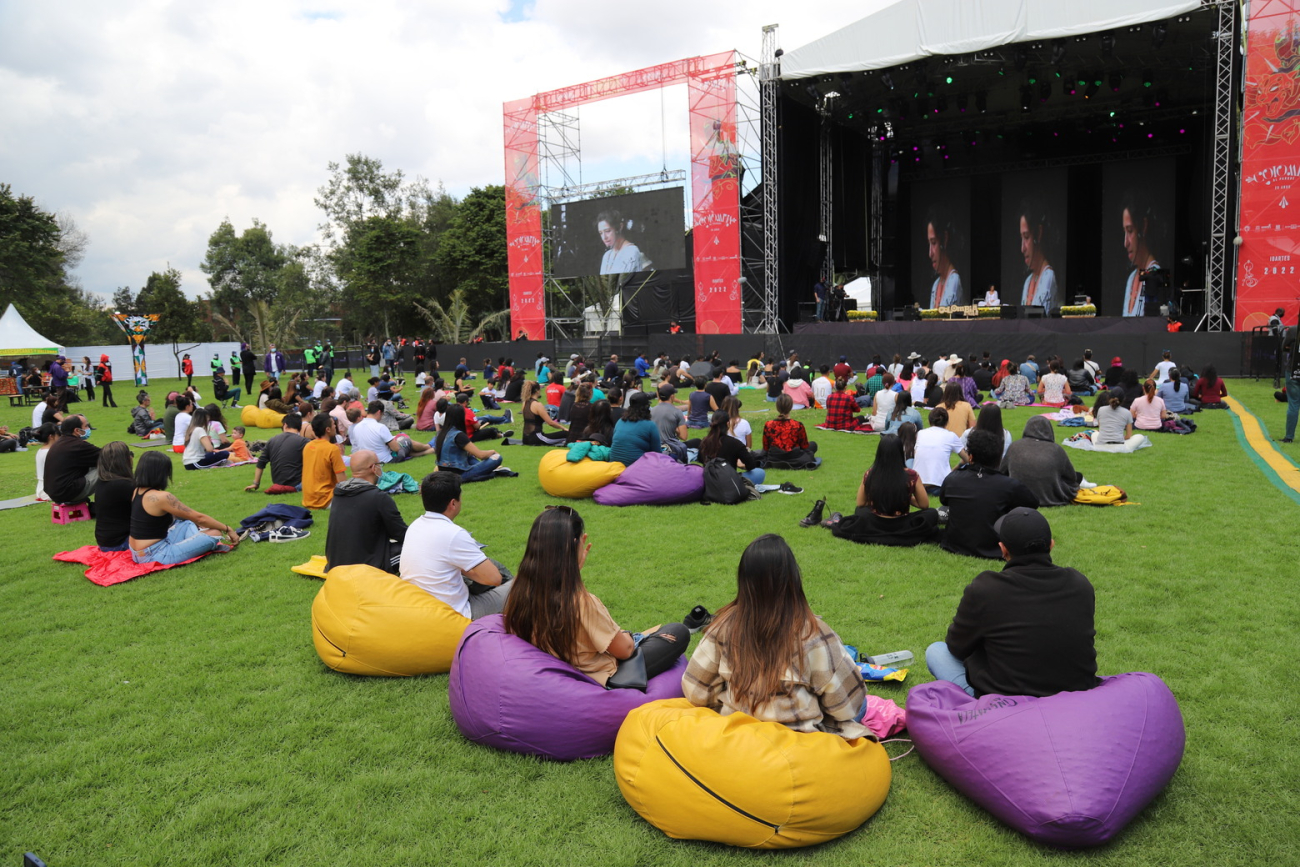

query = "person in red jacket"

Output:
[[182, 354, 193, 388]]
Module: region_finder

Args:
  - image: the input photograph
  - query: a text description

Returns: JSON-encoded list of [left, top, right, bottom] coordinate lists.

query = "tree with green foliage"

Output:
[[433, 185, 508, 322], [415, 289, 510, 343], [0, 183, 116, 345], [112, 267, 209, 344]]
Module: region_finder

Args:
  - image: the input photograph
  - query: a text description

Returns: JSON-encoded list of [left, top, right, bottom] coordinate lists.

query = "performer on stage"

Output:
[[977, 285, 1000, 307], [597, 211, 648, 275], [1018, 205, 1057, 310], [1121, 201, 1159, 317], [926, 212, 964, 308]]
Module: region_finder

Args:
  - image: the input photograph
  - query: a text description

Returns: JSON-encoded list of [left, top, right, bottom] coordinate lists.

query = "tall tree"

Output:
[[201, 218, 318, 351], [433, 185, 508, 319], [114, 266, 209, 343]]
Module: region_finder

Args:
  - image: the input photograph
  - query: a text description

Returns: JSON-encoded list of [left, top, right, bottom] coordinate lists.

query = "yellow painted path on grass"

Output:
[[1224, 395, 1300, 498]]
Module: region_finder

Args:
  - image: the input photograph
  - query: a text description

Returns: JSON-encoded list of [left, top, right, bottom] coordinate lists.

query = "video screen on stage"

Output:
[[1000, 169, 1069, 310], [910, 178, 972, 307], [1101, 158, 1176, 317], [549, 187, 687, 279]]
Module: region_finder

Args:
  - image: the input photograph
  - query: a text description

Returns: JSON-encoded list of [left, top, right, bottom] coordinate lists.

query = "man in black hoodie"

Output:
[[939, 429, 1038, 559], [926, 507, 1099, 698], [324, 450, 407, 574]]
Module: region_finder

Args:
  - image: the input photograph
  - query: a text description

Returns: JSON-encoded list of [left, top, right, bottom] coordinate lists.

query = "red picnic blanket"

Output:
[[54, 545, 210, 587]]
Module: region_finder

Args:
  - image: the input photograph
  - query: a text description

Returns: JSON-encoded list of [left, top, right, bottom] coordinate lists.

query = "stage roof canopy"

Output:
[[780, 0, 1204, 80], [0, 305, 61, 356]]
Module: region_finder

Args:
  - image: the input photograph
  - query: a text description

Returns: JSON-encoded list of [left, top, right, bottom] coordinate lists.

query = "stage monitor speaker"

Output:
[[901, 307, 922, 321], [799, 302, 817, 322], [1000, 304, 1019, 319]]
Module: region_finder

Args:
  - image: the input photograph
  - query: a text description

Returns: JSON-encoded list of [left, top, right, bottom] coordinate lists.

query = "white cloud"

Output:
[[0, 1, 869, 299]]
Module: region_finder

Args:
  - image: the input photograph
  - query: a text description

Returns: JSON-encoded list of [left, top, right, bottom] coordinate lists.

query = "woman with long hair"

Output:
[[822, 435, 939, 546], [94, 441, 135, 551], [1157, 367, 1196, 413], [130, 451, 239, 565], [1093, 389, 1149, 451], [941, 380, 975, 434], [204, 404, 232, 449], [947, 363, 981, 408], [960, 403, 1011, 459], [501, 368, 527, 404], [520, 379, 568, 446], [869, 372, 899, 430], [1036, 359, 1072, 408], [1121, 198, 1159, 317], [883, 391, 923, 434], [722, 396, 753, 448], [435, 404, 503, 482], [897, 421, 918, 468], [565, 382, 595, 445], [1130, 379, 1171, 432], [1192, 364, 1228, 408], [1018, 203, 1057, 309], [609, 392, 660, 466], [415, 387, 438, 431], [698, 410, 765, 486], [682, 534, 870, 738], [181, 406, 230, 470], [922, 371, 943, 408], [926, 209, 964, 307], [503, 506, 686, 683], [581, 399, 615, 443]]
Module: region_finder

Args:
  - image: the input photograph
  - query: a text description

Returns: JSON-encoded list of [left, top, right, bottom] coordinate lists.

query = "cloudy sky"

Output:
[[0, 1, 878, 301]]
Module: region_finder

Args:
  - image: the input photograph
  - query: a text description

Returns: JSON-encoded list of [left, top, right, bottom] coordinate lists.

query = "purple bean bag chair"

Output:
[[907, 673, 1184, 848], [448, 614, 687, 761], [593, 451, 704, 506]]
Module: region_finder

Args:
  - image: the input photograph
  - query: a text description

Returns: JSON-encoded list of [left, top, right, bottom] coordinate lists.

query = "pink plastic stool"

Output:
[[51, 502, 92, 525]]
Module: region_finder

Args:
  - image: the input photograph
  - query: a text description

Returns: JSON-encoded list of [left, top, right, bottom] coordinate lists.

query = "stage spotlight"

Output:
[[882, 71, 895, 90], [1110, 72, 1124, 92], [1101, 34, 1115, 56], [1051, 39, 1067, 66], [1020, 85, 1033, 112], [1085, 81, 1100, 99], [935, 95, 948, 113], [957, 93, 968, 112], [1151, 22, 1167, 48], [805, 84, 820, 100]]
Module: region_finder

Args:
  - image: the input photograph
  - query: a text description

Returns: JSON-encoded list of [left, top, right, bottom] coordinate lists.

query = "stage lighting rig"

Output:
[[975, 91, 988, 113], [1085, 79, 1100, 99], [882, 71, 895, 90], [1151, 22, 1167, 48], [1101, 34, 1116, 56], [1015, 47, 1029, 71], [1040, 79, 1052, 101], [957, 93, 968, 112], [1020, 85, 1032, 112], [1142, 69, 1153, 88], [1051, 39, 1067, 66]]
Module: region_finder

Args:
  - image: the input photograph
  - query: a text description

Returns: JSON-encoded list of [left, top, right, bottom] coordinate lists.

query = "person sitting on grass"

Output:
[[565, 382, 595, 445], [939, 429, 1039, 560], [913, 407, 968, 493], [33, 422, 59, 502], [762, 394, 818, 461], [926, 507, 1099, 698], [94, 441, 135, 552], [992, 365, 1033, 407], [503, 505, 688, 684], [1036, 359, 1073, 408], [519, 380, 568, 446], [129, 451, 239, 565], [324, 450, 408, 574], [245, 413, 307, 493], [823, 377, 872, 432], [722, 396, 753, 449], [400, 471, 513, 619], [683, 534, 871, 739], [1001, 415, 1082, 507], [349, 400, 435, 465], [1157, 368, 1196, 414], [182, 406, 231, 470], [822, 434, 939, 547], [868, 372, 899, 430], [686, 376, 716, 429], [960, 403, 1011, 460], [782, 366, 815, 411], [130, 391, 165, 438], [435, 405, 503, 483], [882, 391, 923, 435], [652, 386, 696, 463], [696, 410, 765, 487], [1131, 378, 1173, 433], [301, 414, 346, 509], [609, 392, 661, 467], [1192, 364, 1229, 409], [1092, 389, 1149, 451], [940, 381, 976, 435]]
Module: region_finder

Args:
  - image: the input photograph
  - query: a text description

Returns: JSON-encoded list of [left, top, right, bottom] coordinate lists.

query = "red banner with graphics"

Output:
[[504, 52, 742, 337], [689, 52, 742, 334], [1236, 1, 1300, 330], [504, 98, 545, 341]]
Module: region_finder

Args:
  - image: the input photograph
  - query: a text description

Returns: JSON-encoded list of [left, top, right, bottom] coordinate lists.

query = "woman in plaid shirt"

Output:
[[682, 535, 871, 739]]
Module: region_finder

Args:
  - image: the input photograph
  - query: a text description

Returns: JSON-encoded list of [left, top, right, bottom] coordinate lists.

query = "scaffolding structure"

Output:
[[1200, 0, 1236, 332], [757, 24, 782, 334]]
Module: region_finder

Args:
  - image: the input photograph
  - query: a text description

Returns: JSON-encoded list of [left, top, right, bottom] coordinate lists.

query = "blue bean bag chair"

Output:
[[448, 614, 687, 762], [592, 452, 704, 507], [907, 672, 1185, 848]]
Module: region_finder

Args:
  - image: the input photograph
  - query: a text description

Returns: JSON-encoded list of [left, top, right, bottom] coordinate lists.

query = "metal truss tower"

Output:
[[1201, 0, 1236, 332], [756, 24, 781, 334]]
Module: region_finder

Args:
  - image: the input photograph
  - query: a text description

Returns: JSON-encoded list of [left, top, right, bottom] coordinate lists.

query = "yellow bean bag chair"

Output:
[[614, 699, 891, 849], [257, 408, 286, 429], [240, 404, 261, 428], [537, 448, 626, 499], [310, 564, 471, 676], [291, 555, 329, 579]]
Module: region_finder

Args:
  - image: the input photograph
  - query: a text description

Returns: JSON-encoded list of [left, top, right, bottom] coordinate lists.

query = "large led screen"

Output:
[[1000, 169, 1069, 310], [910, 178, 972, 307], [550, 187, 687, 279], [1100, 158, 1176, 317]]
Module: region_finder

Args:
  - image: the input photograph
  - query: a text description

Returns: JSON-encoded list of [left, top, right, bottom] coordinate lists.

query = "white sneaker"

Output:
[[1078, 478, 1098, 489]]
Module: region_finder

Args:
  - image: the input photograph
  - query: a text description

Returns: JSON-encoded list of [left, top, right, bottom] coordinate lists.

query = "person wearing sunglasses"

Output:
[[502, 506, 688, 686]]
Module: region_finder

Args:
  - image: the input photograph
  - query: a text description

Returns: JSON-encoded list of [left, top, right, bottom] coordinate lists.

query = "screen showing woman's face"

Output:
[[927, 223, 941, 270], [1019, 216, 1035, 267], [598, 220, 616, 248], [1122, 208, 1139, 265]]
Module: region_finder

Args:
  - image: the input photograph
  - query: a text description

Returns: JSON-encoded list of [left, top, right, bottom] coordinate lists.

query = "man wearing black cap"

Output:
[[939, 429, 1038, 559], [926, 507, 1099, 698]]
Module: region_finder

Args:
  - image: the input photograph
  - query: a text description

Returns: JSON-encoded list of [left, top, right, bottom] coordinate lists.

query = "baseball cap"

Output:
[[657, 385, 676, 399], [993, 507, 1053, 555], [570, 353, 580, 360], [1111, 356, 1123, 365]]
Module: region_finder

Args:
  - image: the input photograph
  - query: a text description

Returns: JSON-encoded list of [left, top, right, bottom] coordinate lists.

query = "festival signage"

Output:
[[1236, 2, 1300, 329], [112, 313, 159, 385]]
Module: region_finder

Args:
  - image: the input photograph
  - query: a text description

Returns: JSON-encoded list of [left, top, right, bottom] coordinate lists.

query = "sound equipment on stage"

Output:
[[1000, 304, 1019, 319], [900, 306, 922, 321]]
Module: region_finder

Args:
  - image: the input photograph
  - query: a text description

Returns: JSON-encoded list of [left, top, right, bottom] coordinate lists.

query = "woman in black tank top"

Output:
[[520, 380, 568, 446], [129, 451, 240, 566]]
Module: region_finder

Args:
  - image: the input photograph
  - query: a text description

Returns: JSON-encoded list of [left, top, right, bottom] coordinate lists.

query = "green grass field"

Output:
[[2, 377, 1297, 866]]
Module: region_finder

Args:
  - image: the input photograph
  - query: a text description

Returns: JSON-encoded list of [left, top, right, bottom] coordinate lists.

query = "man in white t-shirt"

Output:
[[932, 355, 950, 383], [1081, 349, 1100, 382], [335, 372, 357, 400], [913, 406, 970, 491], [399, 471, 512, 619], [349, 401, 433, 464], [811, 365, 834, 408]]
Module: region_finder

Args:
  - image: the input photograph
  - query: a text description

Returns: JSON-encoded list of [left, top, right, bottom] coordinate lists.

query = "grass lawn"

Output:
[[1, 376, 1297, 866]]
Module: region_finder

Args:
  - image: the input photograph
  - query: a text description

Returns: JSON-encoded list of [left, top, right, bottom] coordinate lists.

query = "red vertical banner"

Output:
[[504, 98, 546, 341], [689, 52, 742, 334], [1236, 2, 1300, 330]]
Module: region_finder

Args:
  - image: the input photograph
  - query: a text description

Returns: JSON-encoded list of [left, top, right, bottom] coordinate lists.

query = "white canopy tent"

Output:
[[0, 304, 62, 356], [842, 276, 874, 312], [780, 0, 1203, 79]]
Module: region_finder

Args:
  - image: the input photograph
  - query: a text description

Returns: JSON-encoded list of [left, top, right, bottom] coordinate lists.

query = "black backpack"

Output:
[[701, 458, 757, 505]]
